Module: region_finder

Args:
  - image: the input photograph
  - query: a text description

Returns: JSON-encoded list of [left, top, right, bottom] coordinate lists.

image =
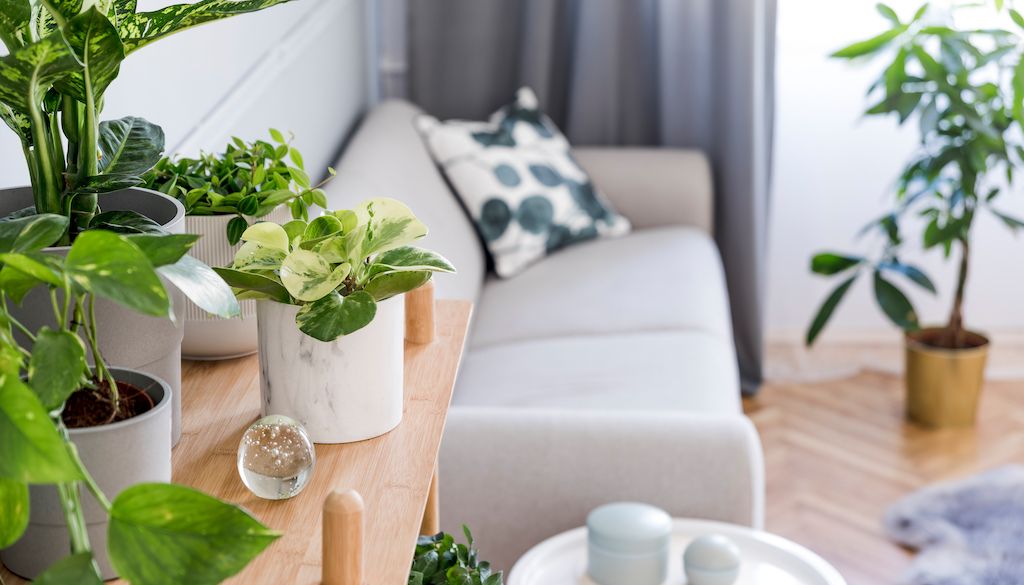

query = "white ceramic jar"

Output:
[[586, 502, 672, 585], [255, 295, 405, 444]]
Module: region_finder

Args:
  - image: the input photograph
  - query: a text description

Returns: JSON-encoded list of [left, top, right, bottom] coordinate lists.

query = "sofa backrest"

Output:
[[324, 100, 486, 302]]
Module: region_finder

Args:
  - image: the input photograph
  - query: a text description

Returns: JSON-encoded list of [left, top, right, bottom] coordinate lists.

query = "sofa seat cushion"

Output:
[[470, 226, 734, 350], [453, 331, 741, 414]]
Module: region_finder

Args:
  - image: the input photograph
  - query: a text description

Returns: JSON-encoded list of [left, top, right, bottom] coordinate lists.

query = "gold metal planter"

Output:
[[904, 328, 989, 428]]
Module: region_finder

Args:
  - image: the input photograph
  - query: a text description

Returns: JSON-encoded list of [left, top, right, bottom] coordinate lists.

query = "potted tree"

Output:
[[0, 0, 293, 444], [142, 130, 331, 359], [0, 214, 277, 582], [807, 1, 1024, 427], [215, 198, 455, 443]]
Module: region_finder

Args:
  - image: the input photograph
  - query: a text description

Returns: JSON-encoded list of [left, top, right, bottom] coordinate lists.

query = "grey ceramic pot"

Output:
[[0, 368, 173, 580], [0, 186, 186, 445]]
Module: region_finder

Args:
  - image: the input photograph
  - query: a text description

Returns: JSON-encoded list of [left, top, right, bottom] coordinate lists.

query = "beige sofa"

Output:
[[325, 100, 764, 572]]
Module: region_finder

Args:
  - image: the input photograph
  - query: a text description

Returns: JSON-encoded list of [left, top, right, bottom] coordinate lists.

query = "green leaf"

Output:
[[0, 477, 28, 548], [0, 213, 68, 253], [0, 252, 64, 286], [281, 219, 306, 246], [354, 197, 428, 258], [65, 230, 170, 318], [0, 0, 32, 50], [295, 290, 376, 341], [88, 209, 165, 234], [301, 214, 343, 244], [831, 26, 906, 59], [117, 0, 295, 53], [34, 553, 103, 585], [126, 233, 199, 267], [873, 271, 919, 330], [878, 261, 936, 294], [1014, 57, 1024, 125], [269, 127, 285, 142], [232, 241, 285, 271], [97, 117, 165, 176], [53, 7, 125, 101], [876, 3, 900, 24], [226, 215, 248, 245], [0, 264, 46, 304], [212, 267, 289, 303], [280, 249, 348, 302], [806, 274, 857, 346], [70, 173, 144, 194], [364, 270, 431, 302], [1011, 9, 1024, 29], [0, 374, 83, 483], [0, 29, 80, 113], [158, 254, 240, 318], [810, 252, 862, 275], [241, 221, 289, 251], [29, 328, 88, 411], [108, 483, 279, 585]]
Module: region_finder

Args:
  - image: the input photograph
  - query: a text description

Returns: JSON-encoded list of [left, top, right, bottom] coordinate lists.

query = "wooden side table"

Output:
[[1, 284, 471, 585]]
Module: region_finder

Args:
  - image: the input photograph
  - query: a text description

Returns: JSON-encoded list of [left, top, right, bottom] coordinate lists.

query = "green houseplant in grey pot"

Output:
[[0, 214, 277, 582], [141, 130, 331, 359], [0, 0, 294, 443]]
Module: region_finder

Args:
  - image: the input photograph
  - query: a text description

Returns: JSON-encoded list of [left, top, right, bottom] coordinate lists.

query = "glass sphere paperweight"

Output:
[[238, 415, 315, 500]]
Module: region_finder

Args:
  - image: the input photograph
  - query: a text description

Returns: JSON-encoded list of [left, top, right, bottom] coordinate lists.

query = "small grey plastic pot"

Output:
[[0, 367, 173, 580], [0, 186, 187, 445]]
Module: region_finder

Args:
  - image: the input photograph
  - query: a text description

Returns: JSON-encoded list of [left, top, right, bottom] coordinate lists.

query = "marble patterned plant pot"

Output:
[[182, 207, 292, 360], [256, 295, 405, 444], [0, 368, 173, 580], [0, 187, 187, 446]]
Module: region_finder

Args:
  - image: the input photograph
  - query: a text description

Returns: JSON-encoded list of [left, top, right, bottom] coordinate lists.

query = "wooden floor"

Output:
[[742, 371, 1024, 585]]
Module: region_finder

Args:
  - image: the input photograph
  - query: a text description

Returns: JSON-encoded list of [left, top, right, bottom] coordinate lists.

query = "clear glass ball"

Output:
[[237, 415, 315, 500]]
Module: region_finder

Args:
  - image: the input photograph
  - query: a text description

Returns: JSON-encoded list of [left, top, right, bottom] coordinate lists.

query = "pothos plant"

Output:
[[214, 198, 455, 341], [409, 527, 503, 585], [0, 0, 293, 241], [0, 215, 273, 584], [141, 129, 332, 245], [807, 0, 1024, 349]]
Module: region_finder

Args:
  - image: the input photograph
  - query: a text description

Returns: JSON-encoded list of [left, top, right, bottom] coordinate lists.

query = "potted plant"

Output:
[[0, 0, 292, 444], [0, 214, 277, 582], [410, 527, 503, 585], [141, 130, 331, 359], [806, 1, 1024, 427], [215, 198, 455, 443]]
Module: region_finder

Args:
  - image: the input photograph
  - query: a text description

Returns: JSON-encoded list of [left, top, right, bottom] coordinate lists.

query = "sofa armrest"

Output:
[[573, 147, 714, 235], [438, 407, 764, 573]]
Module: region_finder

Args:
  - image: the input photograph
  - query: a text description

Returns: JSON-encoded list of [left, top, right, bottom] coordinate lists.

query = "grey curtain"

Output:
[[397, 0, 775, 396]]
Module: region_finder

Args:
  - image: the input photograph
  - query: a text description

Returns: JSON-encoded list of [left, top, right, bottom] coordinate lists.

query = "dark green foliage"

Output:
[[409, 527, 503, 585], [807, 1, 1024, 348]]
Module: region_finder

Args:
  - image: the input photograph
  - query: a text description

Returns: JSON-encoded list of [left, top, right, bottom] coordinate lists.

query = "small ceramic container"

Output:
[[683, 534, 742, 585], [586, 502, 672, 585]]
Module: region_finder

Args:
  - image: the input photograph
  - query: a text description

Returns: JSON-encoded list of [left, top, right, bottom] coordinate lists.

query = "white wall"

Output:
[[0, 0, 362, 189], [768, 0, 1024, 350]]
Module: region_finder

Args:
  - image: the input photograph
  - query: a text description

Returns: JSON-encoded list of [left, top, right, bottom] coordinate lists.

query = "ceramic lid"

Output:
[[587, 502, 672, 555]]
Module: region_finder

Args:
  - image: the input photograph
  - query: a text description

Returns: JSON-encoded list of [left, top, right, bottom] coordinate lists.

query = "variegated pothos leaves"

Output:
[[0, 29, 80, 113]]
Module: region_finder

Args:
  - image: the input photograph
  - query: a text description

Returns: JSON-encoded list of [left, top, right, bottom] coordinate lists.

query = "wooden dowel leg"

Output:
[[420, 465, 440, 536], [405, 280, 435, 344], [323, 489, 364, 585]]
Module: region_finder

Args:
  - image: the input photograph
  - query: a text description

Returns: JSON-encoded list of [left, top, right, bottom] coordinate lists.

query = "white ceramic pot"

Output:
[[256, 295, 405, 443], [0, 368, 173, 580], [182, 206, 293, 360]]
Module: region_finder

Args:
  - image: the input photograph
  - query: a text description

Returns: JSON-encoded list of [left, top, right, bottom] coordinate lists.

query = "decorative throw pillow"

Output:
[[416, 87, 631, 278]]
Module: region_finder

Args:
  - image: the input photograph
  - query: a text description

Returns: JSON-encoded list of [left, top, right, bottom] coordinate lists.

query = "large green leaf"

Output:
[[810, 252, 862, 275], [0, 29, 80, 113], [0, 252, 64, 286], [88, 209, 165, 234], [0, 0, 31, 50], [873, 271, 919, 331], [233, 240, 285, 271], [34, 553, 103, 585], [29, 327, 88, 411], [280, 249, 348, 302], [52, 7, 125, 101], [295, 290, 376, 341], [65, 230, 171, 318], [158, 254, 240, 318], [0, 213, 69, 253], [212, 266, 289, 303], [117, 0, 294, 53], [354, 198, 428, 258], [97, 116, 165, 176], [127, 233, 198, 267], [878, 261, 936, 294], [108, 483, 279, 585], [371, 246, 455, 274], [40, 0, 87, 22], [364, 270, 431, 302], [0, 103, 31, 143], [0, 477, 28, 548], [806, 274, 858, 346], [0, 374, 83, 483], [240, 221, 289, 251], [0, 263, 48, 304], [831, 26, 906, 59]]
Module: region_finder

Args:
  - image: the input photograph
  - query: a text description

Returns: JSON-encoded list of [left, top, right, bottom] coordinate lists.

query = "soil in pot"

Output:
[[909, 327, 988, 350], [62, 379, 155, 428]]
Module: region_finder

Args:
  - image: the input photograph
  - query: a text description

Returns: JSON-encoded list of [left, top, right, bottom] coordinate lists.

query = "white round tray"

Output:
[[509, 519, 847, 585]]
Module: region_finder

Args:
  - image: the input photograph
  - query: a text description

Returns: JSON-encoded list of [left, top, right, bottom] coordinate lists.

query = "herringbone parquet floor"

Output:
[[743, 371, 1024, 585]]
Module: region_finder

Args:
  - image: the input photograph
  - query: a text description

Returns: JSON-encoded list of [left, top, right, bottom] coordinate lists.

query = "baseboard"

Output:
[[766, 330, 1024, 382]]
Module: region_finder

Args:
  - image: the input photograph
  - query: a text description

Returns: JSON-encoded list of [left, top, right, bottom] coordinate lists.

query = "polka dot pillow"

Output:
[[416, 87, 631, 278]]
